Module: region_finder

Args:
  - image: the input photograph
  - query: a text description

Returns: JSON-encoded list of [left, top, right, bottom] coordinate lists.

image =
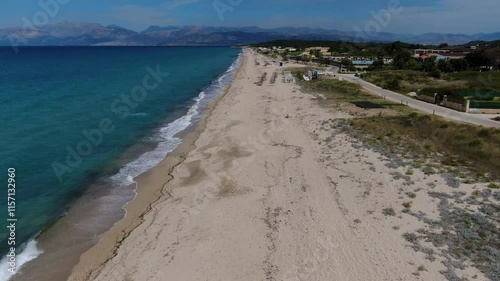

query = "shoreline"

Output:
[[66, 48, 494, 281], [65, 49, 247, 281], [8, 50, 243, 281]]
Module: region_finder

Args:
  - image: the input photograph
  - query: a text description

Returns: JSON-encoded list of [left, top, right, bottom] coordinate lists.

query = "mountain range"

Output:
[[0, 21, 499, 47]]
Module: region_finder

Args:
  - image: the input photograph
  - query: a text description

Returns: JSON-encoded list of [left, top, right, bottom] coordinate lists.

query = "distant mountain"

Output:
[[472, 32, 500, 42], [0, 21, 499, 47], [404, 33, 473, 45], [159, 31, 291, 46]]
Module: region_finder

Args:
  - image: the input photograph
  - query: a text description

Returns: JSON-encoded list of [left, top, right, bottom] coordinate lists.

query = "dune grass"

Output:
[[363, 70, 500, 96], [350, 113, 500, 179], [296, 73, 500, 180]]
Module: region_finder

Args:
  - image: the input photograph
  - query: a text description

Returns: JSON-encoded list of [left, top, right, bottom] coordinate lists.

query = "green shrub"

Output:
[[403, 202, 413, 209], [385, 78, 402, 90], [429, 70, 442, 78], [383, 208, 396, 216], [409, 112, 419, 118], [406, 192, 417, 198], [468, 139, 482, 148], [478, 129, 490, 138]]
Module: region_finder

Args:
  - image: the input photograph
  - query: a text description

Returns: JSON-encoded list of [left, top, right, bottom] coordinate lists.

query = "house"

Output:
[[305, 47, 331, 56], [418, 53, 448, 61], [383, 57, 394, 64], [413, 46, 474, 58], [442, 53, 466, 60], [352, 60, 374, 69], [330, 56, 346, 62], [438, 46, 474, 54], [414, 49, 448, 55]]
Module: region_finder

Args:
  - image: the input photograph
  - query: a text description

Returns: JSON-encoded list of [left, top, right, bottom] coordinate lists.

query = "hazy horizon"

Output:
[[1, 0, 499, 35]]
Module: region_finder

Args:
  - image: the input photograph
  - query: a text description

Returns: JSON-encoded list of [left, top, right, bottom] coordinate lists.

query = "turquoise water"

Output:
[[0, 46, 241, 266]]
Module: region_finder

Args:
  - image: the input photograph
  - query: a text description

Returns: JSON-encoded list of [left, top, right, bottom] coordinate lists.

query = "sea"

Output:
[[0, 46, 242, 280]]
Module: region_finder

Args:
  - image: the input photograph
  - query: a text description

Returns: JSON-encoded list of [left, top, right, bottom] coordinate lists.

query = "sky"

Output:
[[0, 0, 498, 35]]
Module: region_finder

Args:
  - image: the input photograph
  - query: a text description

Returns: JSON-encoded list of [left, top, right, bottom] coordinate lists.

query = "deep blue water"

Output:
[[0, 46, 241, 261]]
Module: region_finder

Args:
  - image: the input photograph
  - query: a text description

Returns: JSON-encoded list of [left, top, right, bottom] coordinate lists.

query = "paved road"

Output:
[[328, 66, 500, 128]]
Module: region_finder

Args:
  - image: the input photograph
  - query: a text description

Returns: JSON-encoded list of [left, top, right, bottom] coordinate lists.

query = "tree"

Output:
[[421, 56, 438, 72], [429, 70, 442, 79], [309, 50, 322, 59], [437, 60, 454, 73], [385, 77, 402, 90], [393, 50, 412, 69], [438, 43, 449, 48], [341, 58, 353, 71], [407, 59, 418, 70], [450, 59, 469, 72], [372, 58, 385, 69], [485, 47, 500, 69], [385, 41, 405, 55], [466, 50, 491, 69]]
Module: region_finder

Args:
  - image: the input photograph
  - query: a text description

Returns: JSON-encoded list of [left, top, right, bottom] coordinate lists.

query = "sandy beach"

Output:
[[66, 48, 494, 281]]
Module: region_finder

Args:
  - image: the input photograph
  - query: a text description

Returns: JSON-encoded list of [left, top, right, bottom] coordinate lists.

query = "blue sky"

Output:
[[0, 0, 498, 34]]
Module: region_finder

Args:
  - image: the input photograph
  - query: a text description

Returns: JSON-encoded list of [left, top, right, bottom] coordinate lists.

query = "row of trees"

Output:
[[370, 48, 500, 75], [254, 40, 430, 58], [258, 39, 500, 75]]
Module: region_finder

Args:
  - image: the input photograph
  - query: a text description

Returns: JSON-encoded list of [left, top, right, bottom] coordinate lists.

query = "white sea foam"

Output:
[[110, 50, 242, 186], [0, 240, 42, 281], [129, 112, 148, 117], [0, 50, 243, 279]]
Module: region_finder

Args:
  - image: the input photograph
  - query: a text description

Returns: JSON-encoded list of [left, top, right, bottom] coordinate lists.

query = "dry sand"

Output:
[[67, 49, 494, 281]]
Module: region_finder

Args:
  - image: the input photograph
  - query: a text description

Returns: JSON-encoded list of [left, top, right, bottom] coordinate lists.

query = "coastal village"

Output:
[[255, 42, 500, 115], [257, 44, 483, 70]]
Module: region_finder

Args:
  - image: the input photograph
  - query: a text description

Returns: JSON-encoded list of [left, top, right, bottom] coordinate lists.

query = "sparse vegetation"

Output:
[[350, 112, 500, 180], [363, 70, 500, 109], [299, 75, 500, 180], [293, 65, 500, 281], [406, 192, 417, 199], [363, 70, 448, 94], [403, 202, 413, 209], [383, 208, 396, 216], [403, 232, 418, 243], [405, 191, 500, 280]]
